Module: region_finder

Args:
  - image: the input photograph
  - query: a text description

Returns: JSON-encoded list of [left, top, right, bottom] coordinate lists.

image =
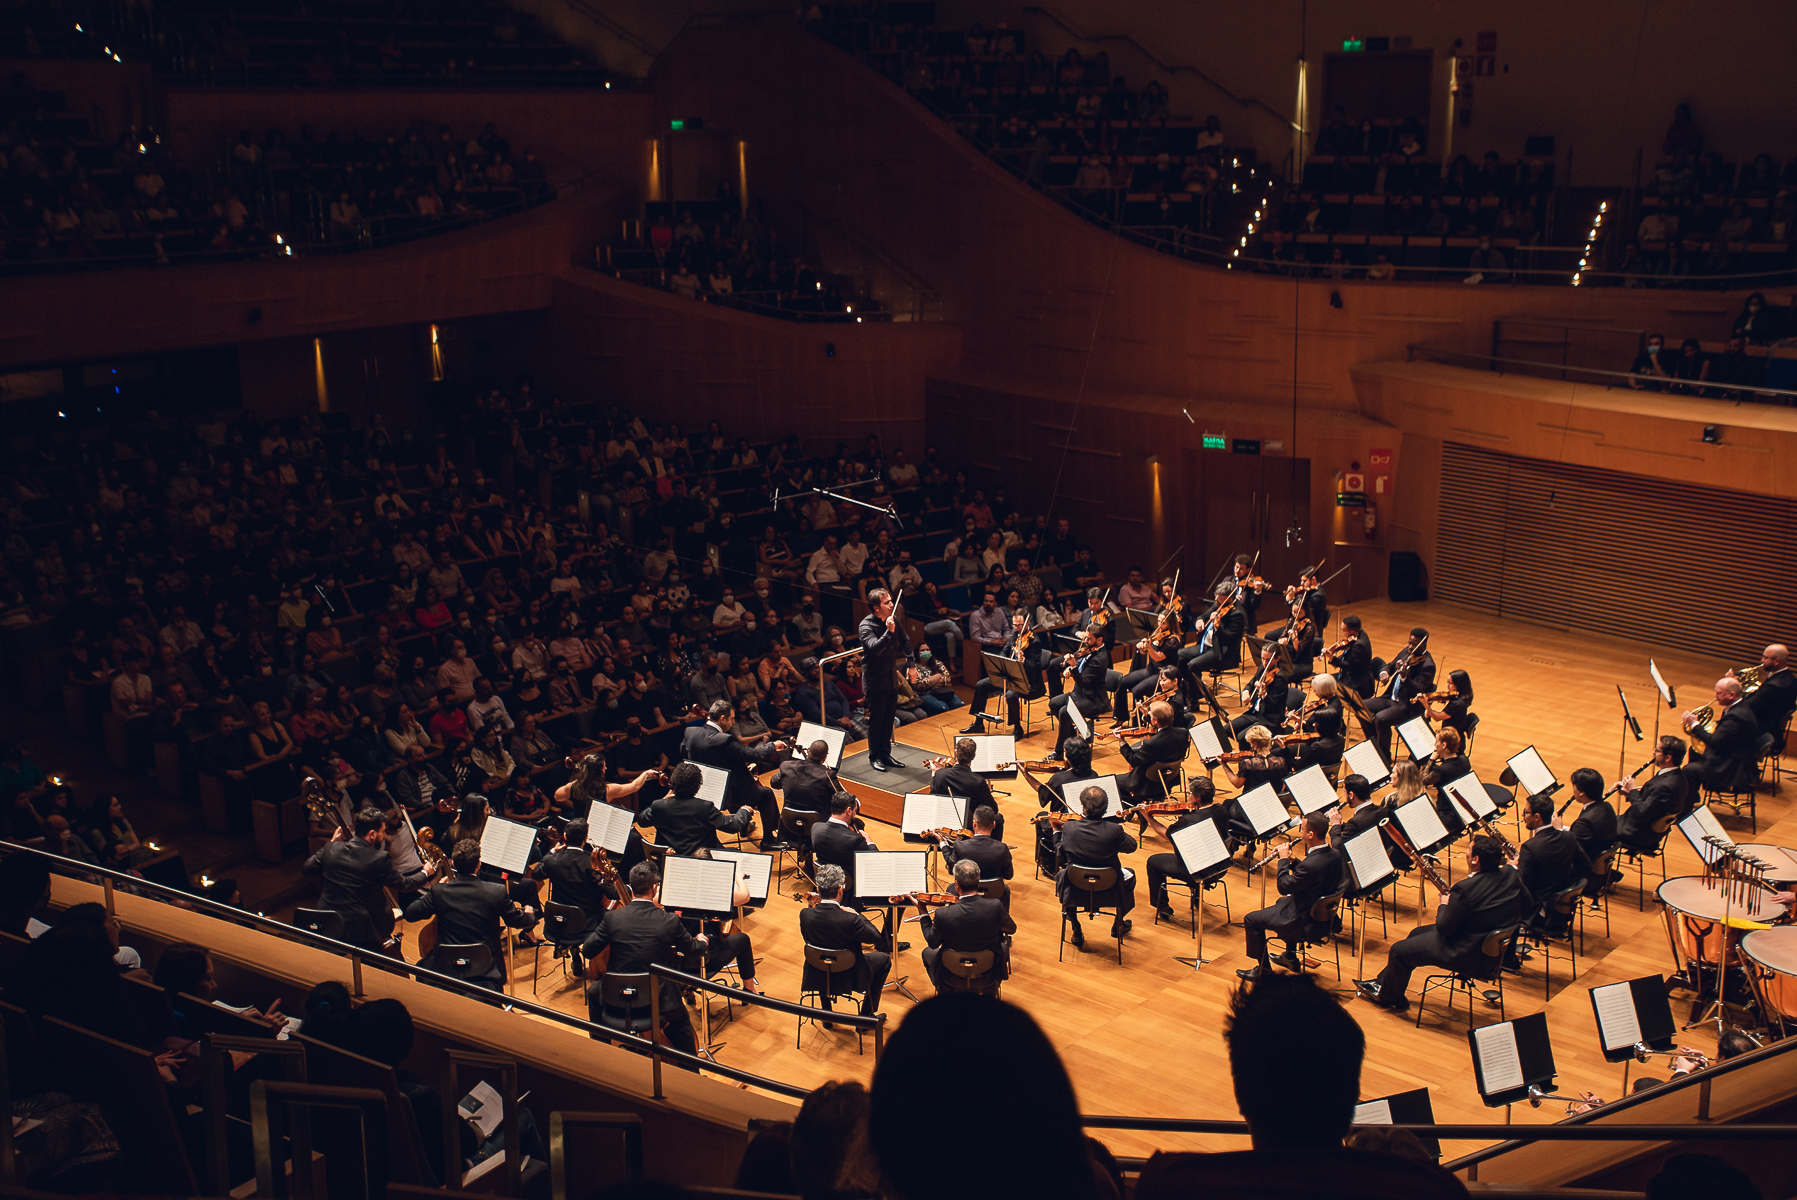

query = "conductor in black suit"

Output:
[[1617, 736, 1691, 850], [942, 805, 1013, 910], [859, 588, 910, 771], [403, 837, 535, 989], [929, 737, 1004, 839], [1238, 813, 1343, 980], [919, 858, 1016, 991], [1356, 834, 1530, 1012], [681, 700, 792, 849], [800, 863, 891, 1016], [1681, 676, 1761, 794], [1146, 777, 1229, 918], [581, 861, 706, 1056], [638, 761, 758, 856], [1055, 785, 1138, 946], [303, 806, 433, 953], [1119, 701, 1189, 800]]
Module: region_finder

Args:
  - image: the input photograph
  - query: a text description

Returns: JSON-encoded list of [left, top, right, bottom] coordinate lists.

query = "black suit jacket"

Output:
[[812, 818, 874, 893], [1329, 802, 1383, 852], [1390, 649, 1437, 705], [799, 900, 889, 992], [404, 874, 529, 981], [1570, 798, 1618, 860], [1516, 827, 1591, 909], [534, 845, 612, 920], [681, 722, 780, 806], [1435, 866, 1530, 963], [1040, 766, 1097, 811], [943, 832, 1013, 880], [1057, 817, 1136, 874], [303, 838, 428, 950], [1068, 649, 1110, 717], [583, 899, 704, 1014], [931, 763, 996, 818], [1619, 769, 1689, 845], [921, 895, 1015, 974], [1120, 725, 1189, 795], [857, 613, 908, 695], [1332, 636, 1375, 698], [773, 758, 837, 815], [1744, 669, 1796, 734], [1694, 704, 1760, 789], [638, 794, 752, 855], [1278, 844, 1343, 909]]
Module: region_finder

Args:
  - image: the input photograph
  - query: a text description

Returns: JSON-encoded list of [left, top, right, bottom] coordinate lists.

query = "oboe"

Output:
[[1595, 758, 1657, 806]]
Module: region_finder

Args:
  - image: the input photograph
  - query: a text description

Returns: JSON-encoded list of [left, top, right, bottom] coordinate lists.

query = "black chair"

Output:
[[1579, 843, 1618, 943], [1521, 882, 1586, 996], [1158, 862, 1231, 938], [936, 948, 1003, 998], [429, 942, 495, 983], [1272, 889, 1347, 981], [1704, 756, 1761, 833], [1415, 926, 1515, 1029], [589, 971, 656, 1043], [1460, 711, 1481, 756], [1620, 814, 1679, 910], [531, 902, 591, 995], [797, 944, 869, 1053], [778, 809, 825, 894], [1059, 863, 1124, 964], [293, 907, 344, 940]]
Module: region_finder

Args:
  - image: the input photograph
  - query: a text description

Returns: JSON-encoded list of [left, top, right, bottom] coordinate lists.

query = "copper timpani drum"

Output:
[[1733, 844, 1797, 885], [1656, 876, 1777, 969], [1740, 927, 1797, 1034]]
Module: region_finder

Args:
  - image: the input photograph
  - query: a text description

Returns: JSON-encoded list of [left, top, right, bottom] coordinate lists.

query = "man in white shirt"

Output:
[[887, 449, 920, 489], [436, 640, 484, 702], [641, 538, 677, 583], [158, 605, 206, 654], [111, 652, 156, 716], [807, 494, 839, 530], [807, 537, 844, 586], [511, 634, 549, 681], [1117, 567, 1156, 611], [712, 590, 747, 630], [465, 677, 513, 735], [838, 529, 869, 578], [391, 533, 430, 572]]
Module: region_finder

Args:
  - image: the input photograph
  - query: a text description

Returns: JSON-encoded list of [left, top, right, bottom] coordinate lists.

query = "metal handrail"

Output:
[[1404, 343, 1797, 404]]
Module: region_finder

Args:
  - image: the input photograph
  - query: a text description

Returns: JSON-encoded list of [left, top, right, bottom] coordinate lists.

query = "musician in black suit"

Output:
[[1055, 785, 1138, 946], [1741, 644, 1795, 736], [1229, 555, 1268, 635], [1618, 736, 1691, 850], [858, 588, 910, 771], [302, 806, 433, 953], [532, 816, 617, 923], [580, 861, 706, 1055], [1515, 794, 1591, 938], [1327, 774, 1378, 851], [638, 761, 757, 856], [800, 863, 891, 1016], [1049, 628, 1110, 760], [1564, 767, 1617, 898], [962, 611, 1044, 738], [919, 859, 1016, 991], [929, 737, 1003, 838], [772, 739, 838, 818], [1326, 615, 1375, 699], [1681, 677, 1761, 794], [1238, 813, 1343, 979], [1038, 737, 1096, 811], [1363, 628, 1435, 760], [942, 805, 1013, 910], [1356, 834, 1531, 1012], [1146, 777, 1230, 918], [1119, 701, 1189, 800], [681, 700, 793, 849], [403, 838, 536, 989], [1291, 566, 1329, 628], [1182, 580, 1248, 680]]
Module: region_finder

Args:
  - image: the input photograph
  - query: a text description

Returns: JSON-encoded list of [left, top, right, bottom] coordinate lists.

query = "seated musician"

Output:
[[681, 848, 765, 995], [919, 858, 1016, 991], [942, 805, 1013, 910], [1616, 736, 1689, 851], [1681, 677, 1760, 795], [403, 837, 537, 991], [1237, 812, 1343, 980], [581, 861, 707, 1055], [1277, 601, 1322, 688], [1113, 610, 1182, 724], [1327, 773, 1377, 850], [1038, 737, 1097, 811], [772, 739, 838, 831], [1424, 670, 1476, 738], [800, 863, 892, 1018], [1289, 675, 1346, 771], [1231, 648, 1291, 741], [1049, 627, 1110, 760], [532, 817, 621, 940], [1423, 727, 1472, 833], [1147, 777, 1230, 920], [1055, 785, 1138, 946], [961, 610, 1043, 739], [929, 738, 1004, 838], [1740, 644, 1795, 736], [1515, 794, 1591, 942], [637, 762, 759, 856], [1376, 762, 1425, 870], [1219, 726, 1291, 847], [1180, 580, 1246, 683], [1119, 700, 1189, 800], [1355, 834, 1530, 1012], [812, 792, 903, 945], [1325, 614, 1375, 700], [1561, 767, 1617, 897], [1362, 628, 1435, 761]]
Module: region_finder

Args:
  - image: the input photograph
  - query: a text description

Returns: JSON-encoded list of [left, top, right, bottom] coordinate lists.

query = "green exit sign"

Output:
[[1202, 435, 1227, 450], [670, 119, 685, 130], [1342, 38, 1364, 51]]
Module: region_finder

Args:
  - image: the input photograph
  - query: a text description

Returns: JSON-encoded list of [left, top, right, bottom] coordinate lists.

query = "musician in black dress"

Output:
[[1617, 736, 1691, 850], [1049, 628, 1109, 760], [1363, 627, 1435, 761], [680, 848, 765, 995], [1424, 670, 1476, 739], [1422, 727, 1472, 834], [1288, 675, 1347, 772], [1114, 610, 1183, 723], [961, 610, 1044, 738], [1219, 726, 1292, 849], [1146, 777, 1230, 919], [1325, 615, 1375, 699], [1564, 767, 1617, 897]]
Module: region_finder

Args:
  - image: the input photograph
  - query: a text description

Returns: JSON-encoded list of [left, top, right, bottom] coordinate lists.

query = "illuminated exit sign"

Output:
[[1202, 434, 1227, 450]]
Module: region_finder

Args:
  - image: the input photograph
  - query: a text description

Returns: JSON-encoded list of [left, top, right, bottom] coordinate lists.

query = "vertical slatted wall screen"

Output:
[[1436, 443, 1797, 663]]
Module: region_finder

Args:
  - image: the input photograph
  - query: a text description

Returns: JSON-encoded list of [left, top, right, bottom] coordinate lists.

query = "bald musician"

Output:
[[1054, 785, 1138, 946], [1681, 678, 1759, 794], [1739, 644, 1795, 737]]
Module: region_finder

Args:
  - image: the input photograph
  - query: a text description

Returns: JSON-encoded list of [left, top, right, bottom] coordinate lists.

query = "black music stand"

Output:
[[1615, 685, 1643, 779], [1188, 673, 1224, 719], [981, 653, 1035, 732], [1120, 608, 1159, 641], [1470, 1011, 1558, 1114], [1589, 975, 1677, 1095], [1339, 685, 1377, 740]]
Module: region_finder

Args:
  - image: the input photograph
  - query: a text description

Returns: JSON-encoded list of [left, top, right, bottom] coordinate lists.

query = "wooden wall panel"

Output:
[[1436, 443, 1797, 663]]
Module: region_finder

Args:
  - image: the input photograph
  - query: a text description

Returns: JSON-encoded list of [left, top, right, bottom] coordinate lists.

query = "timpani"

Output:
[[1734, 844, 1797, 885], [1656, 876, 1777, 981], [1741, 926, 1797, 1037]]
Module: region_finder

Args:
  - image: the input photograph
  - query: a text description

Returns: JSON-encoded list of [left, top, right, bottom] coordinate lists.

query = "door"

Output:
[[1195, 453, 1313, 601]]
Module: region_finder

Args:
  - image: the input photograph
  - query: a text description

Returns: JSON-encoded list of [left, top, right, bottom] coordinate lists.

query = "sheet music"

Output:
[[1067, 705, 1091, 740], [1060, 774, 1124, 819], [1237, 783, 1293, 838], [901, 793, 968, 838], [965, 734, 1017, 774], [1445, 771, 1497, 820], [1592, 981, 1643, 1052], [477, 817, 536, 875], [854, 850, 927, 899], [1343, 739, 1391, 786], [1677, 808, 1732, 864], [790, 722, 847, 768], [1397, 716, 1435, 762], [1508, 746, 1559, 796], [1345, 826, 1395, 890], [1188, 722, 1225, 761], [1171, 819, 1230, 876], [1472, 1023, 1525, 1095], [659, 855, 736, 913], [1351, 1099, 1393, 1126], [583, 801, 636, 855], [1395, 797, 1451, 852], [1287, 764, 1339, 815], [692, 763, 731, 809], [709, 849, 772, 903], [1649, 659, 1673, 707]]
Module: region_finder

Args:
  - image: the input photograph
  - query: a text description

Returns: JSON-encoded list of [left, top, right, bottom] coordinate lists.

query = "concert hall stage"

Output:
[[511, 598, 1794, 1167]]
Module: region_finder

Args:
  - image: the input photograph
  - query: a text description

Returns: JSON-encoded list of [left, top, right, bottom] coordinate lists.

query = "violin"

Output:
[[903, 891, 961, 907], [997, 759, 1067, 771], [1034, 811, 1074, 828], [923, 826, 969, 844], [1014, 626, 1035, 657]]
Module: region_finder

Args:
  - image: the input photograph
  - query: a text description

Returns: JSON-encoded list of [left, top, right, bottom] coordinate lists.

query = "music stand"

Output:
[[1187, 672, 1224, 718], [981, 653, 1035, 733], [1615, 686, 1643, 779], [1590, 975, 1676, 1094], [1649, 659, 1675, 747], [1339, 686, 1377, 739], [1169, 818, 1230, 971], [1352, 1088, 1440, 1158], [1120, 608, 1159, 641], [1470, 1012, 1558, 1114]]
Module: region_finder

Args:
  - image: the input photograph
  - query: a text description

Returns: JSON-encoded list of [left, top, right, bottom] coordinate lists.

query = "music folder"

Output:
[[1677, 807, 1732, 864], [477, 816, 536, 875], [901, 792, 968, 841], [1237, 783, 1294, 839], [1066, 704, 1091, 740], [791, 722, 847, 768], [1649, 659, 1675, 708], [1394, 796, 1452, 855], [1396, 715, 1435, 763], [854, 850, 928, 901], [708, 849, 774, 907], [1506, 745, 1560, 797], [1343, 739, 1391, 788], [659, 855, 737, 916], [1443, 770, 1498, 822], [1351, 1088, 1439, 1157], [1171, 818, 1230, 878], [692, 763, 732, 809], [1469, 1012, 1556, 1107], [1188, 720, 1226, 762], [963, 734, 1018, 775], [1343, 826, 1395, 892], [1060, 774, 1124, 820], [583, 800, 635, 855], [1590, 976, 1677, 1062], [1286, 763, 1339, 816]]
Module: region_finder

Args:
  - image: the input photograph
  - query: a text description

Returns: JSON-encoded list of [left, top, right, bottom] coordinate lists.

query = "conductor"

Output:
[[859, 588, 910, 772]]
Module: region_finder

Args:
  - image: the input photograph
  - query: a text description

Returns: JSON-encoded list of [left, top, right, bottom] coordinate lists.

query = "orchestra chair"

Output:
[[1579, 844, 1619, 944], [1033, 826, 1059, 881], [1141, 754, 1189, 802], [1271, 888, 1348, 982], [639, 840, 672, 872], [1343, 867, 1397, 945], [1158, 862, 1231, 939], [590, 972, 656, 1044], [292, 907, 345, 941], [1460, 712, 1481, 757], [777, 809, 825, 888], [1414, 925, 1517, 1030], [1703, 756, 1761, 834], [531, 902, 591, 995], [1520, 882, 1586, 997], [797, 944, 871, 1053], [1620, 813, 1679, 911], [1771, 716, 1794, 791], [1059, 864, 1125, 965], [429, 942, 495, 985], [936, 948, 1004, 998]]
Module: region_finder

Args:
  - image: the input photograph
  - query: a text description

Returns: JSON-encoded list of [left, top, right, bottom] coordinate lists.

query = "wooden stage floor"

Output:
[[504, 597, 1793, 1163]]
